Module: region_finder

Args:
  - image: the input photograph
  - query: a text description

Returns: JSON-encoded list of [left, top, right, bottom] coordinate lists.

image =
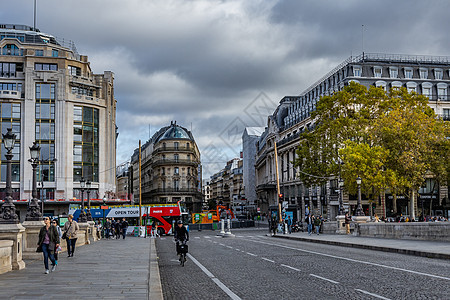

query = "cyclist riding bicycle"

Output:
[[174, 220, 189, 257]]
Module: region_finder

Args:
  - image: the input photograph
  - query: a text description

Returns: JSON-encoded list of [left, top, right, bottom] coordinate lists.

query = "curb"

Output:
[[149, 238, 163, 300], [271, 235, 450, 260]]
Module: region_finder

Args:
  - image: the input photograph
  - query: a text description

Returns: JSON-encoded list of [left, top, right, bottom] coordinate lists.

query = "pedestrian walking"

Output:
[[121, 218, 129, 239], [37, 216, 60, 274], [52, 219, 62, 264], [63, 214, 79, 257], [305, 214, 313, 235], [314, 215, 321, 235], [105, 219, 111, 239], [344, 212, 351, 234], [271, 217, 277, 236], [111, 218, 117, 239], [287, 216, 292, 234], [115, 219, 121, 239]]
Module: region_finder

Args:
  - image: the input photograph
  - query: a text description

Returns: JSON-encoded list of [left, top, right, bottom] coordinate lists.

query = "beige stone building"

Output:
[[0, 24, 117, 219], [130, 122, 202, 213]]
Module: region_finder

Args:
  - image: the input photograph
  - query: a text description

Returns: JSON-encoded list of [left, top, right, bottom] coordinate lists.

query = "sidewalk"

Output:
[[0, 236, 163, 299], [271, 231, 450, 260]]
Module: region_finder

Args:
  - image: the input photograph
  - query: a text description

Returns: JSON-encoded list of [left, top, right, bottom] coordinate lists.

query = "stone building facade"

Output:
[[242, 127, 264, 215], [130, 122, 202, 213], [255, 53, 450, 221], [209, 158, 244, 214], [0, 24, 117, 219]]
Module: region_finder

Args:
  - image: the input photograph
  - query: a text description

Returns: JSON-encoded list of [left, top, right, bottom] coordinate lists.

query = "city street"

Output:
[[157, 228, 450, 300]]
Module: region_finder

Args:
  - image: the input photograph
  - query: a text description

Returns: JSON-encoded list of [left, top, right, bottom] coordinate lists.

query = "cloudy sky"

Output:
[[2, 0, 450, 178]]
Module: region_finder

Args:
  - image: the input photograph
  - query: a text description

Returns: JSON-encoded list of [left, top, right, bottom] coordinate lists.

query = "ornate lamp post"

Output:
[[86, 180, 93, 221], [26, 142, 42, 221], [78, 177, 87, 222], [355, 176, 364, 216], [338, 178, 345, 215], [0, 128, 19, 223]]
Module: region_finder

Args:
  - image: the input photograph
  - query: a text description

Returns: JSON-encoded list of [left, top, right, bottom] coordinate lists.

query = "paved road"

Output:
[[156, 228, 450, 300], [0, 237, 152, 299]]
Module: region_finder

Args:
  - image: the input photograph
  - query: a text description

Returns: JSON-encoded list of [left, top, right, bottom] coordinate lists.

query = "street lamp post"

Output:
[[355, 176, 364, 216], [86, 180, 93, 221], [0, 128, 19, 223], [338, 178, 345, 215], [78, 177, 87, 222], [26, 142, 42, 221]]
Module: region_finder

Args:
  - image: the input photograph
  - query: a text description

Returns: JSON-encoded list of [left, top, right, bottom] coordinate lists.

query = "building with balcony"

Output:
[[255, 53, 450, 221], [130, 121, 202, 213], [0, 24, 117, 220]]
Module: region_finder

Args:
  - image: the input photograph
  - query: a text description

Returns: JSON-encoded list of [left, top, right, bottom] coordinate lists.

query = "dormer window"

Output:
[[373, 66, 382, 78], [404, 68, 413, 79], [353, 66, 362, 77], [389, 67, 398, 78], [422, 82, 432, 99], [419, 68, 428, 79], [434, 69, 443, 80]]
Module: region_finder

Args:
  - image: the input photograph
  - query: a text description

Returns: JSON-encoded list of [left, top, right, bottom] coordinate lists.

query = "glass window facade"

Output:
[[0, 102, 21, 182], [35, 83, 56, 182], [73, 106, 99, 182]]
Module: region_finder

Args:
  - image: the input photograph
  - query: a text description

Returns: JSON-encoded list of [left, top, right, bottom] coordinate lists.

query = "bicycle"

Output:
[[177, 240, 188, 267]]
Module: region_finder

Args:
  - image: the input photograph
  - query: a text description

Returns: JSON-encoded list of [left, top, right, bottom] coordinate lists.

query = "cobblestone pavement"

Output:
[[0, 237, 151, 299], [156, 228, 450, 300]]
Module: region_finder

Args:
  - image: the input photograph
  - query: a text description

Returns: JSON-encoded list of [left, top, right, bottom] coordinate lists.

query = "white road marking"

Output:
[[187, 253, 242, 300], [309, 274, 339, 284], [194, 237, 200, 239], [226, 246, 233, 249], [204, 236, 211, 239], [261, 257, 275, 263], [213, 241, 218, 244], [252, 239, 450, 281], [235, 249, 240, 251], [281, 264, 301, 272], [246, 252, 257, 257], [219, 243, 225, 246], [355, 289, 391, 300], [236, 235, 244, 238]]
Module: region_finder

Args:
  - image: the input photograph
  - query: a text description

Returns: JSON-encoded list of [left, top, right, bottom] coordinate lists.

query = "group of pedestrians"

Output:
[[37, 214, 79, 274], [305, 214, 324, 235], [103, 218, 128, 239]]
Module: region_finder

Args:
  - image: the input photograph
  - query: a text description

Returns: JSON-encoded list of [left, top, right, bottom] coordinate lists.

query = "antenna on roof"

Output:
[[33, 0, 37, 32], [361, 24, 365, 60]]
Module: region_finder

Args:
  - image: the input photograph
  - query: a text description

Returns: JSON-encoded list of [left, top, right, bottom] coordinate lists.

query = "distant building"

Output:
[[130, 121, 202, 213], [116, 162, 130, 201], [202, 179, 210, 209], [0, 24, 117, 220], [242, 127, 264, 215], [209, 158, 243, 214]]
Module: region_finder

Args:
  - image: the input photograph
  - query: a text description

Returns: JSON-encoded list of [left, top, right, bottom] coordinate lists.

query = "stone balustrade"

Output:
[[0, 240, 13, 274], [354, 222, 450, 241]]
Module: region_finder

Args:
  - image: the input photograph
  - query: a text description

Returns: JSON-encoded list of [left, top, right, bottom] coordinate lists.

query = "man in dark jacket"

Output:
[[173, 220, 189, 255], [305, 214, 313, 235], [121, 218, 129, 239]]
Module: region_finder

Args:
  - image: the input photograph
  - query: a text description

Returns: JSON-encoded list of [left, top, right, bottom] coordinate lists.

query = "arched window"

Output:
[[2, 44, 21, 56]]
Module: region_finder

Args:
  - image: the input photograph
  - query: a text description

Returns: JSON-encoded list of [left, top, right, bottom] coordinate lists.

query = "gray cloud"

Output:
[[2, 0, 449, 177]]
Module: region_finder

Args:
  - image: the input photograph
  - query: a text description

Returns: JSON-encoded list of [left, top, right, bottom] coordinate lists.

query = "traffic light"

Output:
[[278, 193, 283, 203]]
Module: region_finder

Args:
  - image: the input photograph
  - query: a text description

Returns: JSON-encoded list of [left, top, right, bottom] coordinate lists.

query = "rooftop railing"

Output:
[[301, 53, 450, 97]]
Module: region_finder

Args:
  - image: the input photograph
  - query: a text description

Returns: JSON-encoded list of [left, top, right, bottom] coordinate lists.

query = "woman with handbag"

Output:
[[63, 214, 79, 257], [37, 216, 60, 274]]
